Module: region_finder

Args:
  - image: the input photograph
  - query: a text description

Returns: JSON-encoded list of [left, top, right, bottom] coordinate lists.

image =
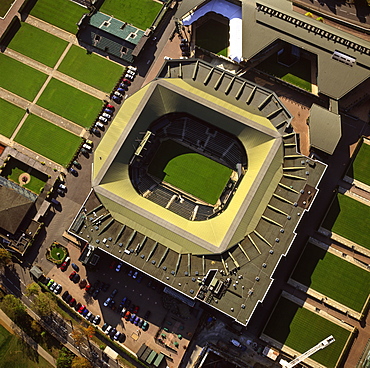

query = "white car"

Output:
[[164, 56, 172, 60], [113, 331, 121, 340], [95, 122, 104, 129], [54, 284, 62, 294], [126, 69, 135, 76], [114, 91, 123, 98], [85, 311, 93, 320], [49, 282, 57, 292], [103, 297, 111, 307], [82, 143, 92, 151], [102, 112, 111, 119], [98, 116, 108, 123], [124, 74, 134, 81], [115, 262, 123, 272], [128, 65, 137, 71], [92, 315, 101, 325], [104, 325, 112, 335], [59, 183, 66, 191]]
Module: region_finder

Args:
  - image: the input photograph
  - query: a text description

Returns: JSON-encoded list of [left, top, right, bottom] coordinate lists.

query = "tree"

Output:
[[70, 329, 85, 348], [81, 325, 95, 340], [25, 282, 41, 297], [0, 248, 11, 269], [33, 292, 57, 318], [56, 347, 74, 368], [0, 294, 26, 322], [71, 356, 92, 368]]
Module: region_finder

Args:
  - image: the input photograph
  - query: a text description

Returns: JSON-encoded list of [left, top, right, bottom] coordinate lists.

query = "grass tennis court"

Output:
[[0, 53, 48, 101], [148, 140, 232, 204], [322, 194, 370, 250], [264, 297, 351, 368], [0, 99, 25, 138], [291, 242, 370, 312], [30, 0, 87, 34], [0, 325, 53, 368], [36, 78, 102, 127], [0, 0, 14, 17], [57, 45, 124, 93], [196, 19, 229, 57], [348, 141, 370, 186], [8, 22, 68, 68], [99, 0, 162, 30], [15, 115, 81, 166], [256, 54, 312, 91]]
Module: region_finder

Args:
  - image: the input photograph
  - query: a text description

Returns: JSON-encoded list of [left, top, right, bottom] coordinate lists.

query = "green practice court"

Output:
[[0, 54, 48, 101], [30, 0, 87, 34], [36, 78, 103, 127], [323, 194, 370, 251], [348, 141, 370, 186], [8, 22, 68, 68], [99, 0, 162, 30], [291, 242, 370, 312], [148, 140, 232, 205], [57, 45, 124, 93], [0, 99, 25, 138], [264, 297, 352, 368], [15, 115, 82, 166]]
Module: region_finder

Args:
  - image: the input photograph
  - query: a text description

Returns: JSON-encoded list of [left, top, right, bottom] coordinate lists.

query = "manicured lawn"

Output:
[[0, 99, 25, 138], [1, 158, 48, 194], [323, 194, 370, 250], [350, 142, 370, 186], [195, 19, 229, 57], [57, 45, 124, 93], [0, 53, 48, 101], [264, 297, 351, 368], [8, 23, 68, 68], [148, 140, 232, 204], [14, 115, 82, 166], [0, 0, 14, 17], [99, 0, 162, 30], [50, 244, 67, 261], [291, 242, 370, 312], [256, 54, 312, 92], [0, 325, 53, 368], [30, 0, 87, 34], [36, 78, 102, 127]]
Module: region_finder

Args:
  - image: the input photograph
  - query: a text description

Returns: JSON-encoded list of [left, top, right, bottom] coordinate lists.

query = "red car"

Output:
[[109, 260, 117, 269], [78, 305, 86, 314], [121, 78, 131, 85], [60, 261, 68, 271], [132, 305, 139, 314], [124, 311, 131, 321], [69, 298, 76, 307], [85, 284, 91, 292], [69, 271, 76, 280], [106, 104, 115, 109]]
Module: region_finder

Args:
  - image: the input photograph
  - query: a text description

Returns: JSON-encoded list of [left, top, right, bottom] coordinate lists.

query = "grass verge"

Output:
[[350, 142, 370, 186], [14, 114, 82, 166], [0, 98, 25, 138]]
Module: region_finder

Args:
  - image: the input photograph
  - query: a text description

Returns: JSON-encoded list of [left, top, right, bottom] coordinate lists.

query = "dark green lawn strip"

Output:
[[323, 194, 370, 250], [14, 115, 81, 166], [36, 78, 102, 127], [350, 143, 370, 186], [57, 45, 123, 93], [0, 54, 48, 101], [264, 297, 351, 368], [30, 0, 87, 34], [8, 23, 68, 68], [99, 0, 162, 30], [291, 243, 370, 312], [0, 99, 25, 138]]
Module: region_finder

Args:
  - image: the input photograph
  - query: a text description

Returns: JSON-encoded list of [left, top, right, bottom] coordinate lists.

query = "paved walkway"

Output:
[[0, 308, 56, 367]]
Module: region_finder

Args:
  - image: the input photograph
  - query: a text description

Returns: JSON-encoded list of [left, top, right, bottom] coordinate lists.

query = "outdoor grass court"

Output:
[[264, 297, 352, 368], [348, 141, 370, 186], [36, 78, 102, 127], [256, 54, 312, 91], [30, 0, 87, 34], [322, 194, 370, 250], [8, 22, 68, 68], [1, 158, 48, 194], [0, 325, 53, 368], [99, 0, 162, 30], [57, 45, 124, 93], [148, 140, 232, 205], [291, 242, 370, 312], [0, 99, 25, 138], [196, 19, 229, 57], [0, 53, 48, 101], [0, 0, 14, 17], [15, 115, 82, 167]]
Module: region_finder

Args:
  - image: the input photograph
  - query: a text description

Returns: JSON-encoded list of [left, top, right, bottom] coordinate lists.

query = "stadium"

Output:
[[70, 59, 326, 324]]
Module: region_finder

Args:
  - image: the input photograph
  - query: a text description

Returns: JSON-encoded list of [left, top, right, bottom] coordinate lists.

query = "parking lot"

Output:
[[46, 243, 200, 367]]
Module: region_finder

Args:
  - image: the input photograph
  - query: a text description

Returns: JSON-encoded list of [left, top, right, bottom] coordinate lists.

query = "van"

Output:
[[51, 198, 60, 206]]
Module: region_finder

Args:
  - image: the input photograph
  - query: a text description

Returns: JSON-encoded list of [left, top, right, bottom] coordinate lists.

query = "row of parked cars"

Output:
[[111, 66, 137, 103]]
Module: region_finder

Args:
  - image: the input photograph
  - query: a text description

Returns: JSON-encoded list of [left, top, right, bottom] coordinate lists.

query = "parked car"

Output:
[[102, 283, 110, 292], [60, 257, 70, 271], [85, 284, 92, 293], [72, 160, 81, 169], [113, 331, 121, 341], [79, 279, 87, 289], [115, 262, 123, 272], [136, 273, 143, 283], [75, 302, 82, 311], [92, 288, 100, 299], [144, 310, 151, 320], [110, 260, 117, 269], [127, 269, 133, 277], [43, 277, 50, 286], [121, 78, 131, 85], [132, 305, 139, 314], [112, 95, 121, 103], [82, 143, 92, 151], [106, 104, 115, 109], [138, 318, 144, 328], [69, 271, 76, 280], [142, 321, 149, 331], [65, 294, 72, 304], [126, 69, 135, 76], [116, 88, 125, 94], [134, 316, 140, 325], [109, 328, 117, 338], [118, 304, 125, 313], [78, 305, 86, 314], [102, 322, 109, 332], [54, 284, 62, 294], [132, 271, 138, 279], [124, 311, 131, 321], [124, 73, 134, 81], [104, 325, 112, 335], [69, 167, 78, 176], [130, 313, 136, 323], [92, 315, 101, 325], [113, 91, 123, 98], [82, 308, 89, 317], [71, 263, 79, 271], [72, 273, 80, 283], [69, 298, 76, 307], [128, 65, 137, 71], [102, 112, 111, 119], [47, 279, 54, 287], [104, 108, 113, 114], [49, 282, 57, 292], [104, 297, 112, 307], [91, 127, 100, 135], [62, 291, 69, 300]]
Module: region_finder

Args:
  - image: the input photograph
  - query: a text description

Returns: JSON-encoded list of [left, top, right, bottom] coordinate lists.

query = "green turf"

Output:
[[8, 23, 68, 68], [0, 0, 14, 17], [264, 297, 351, 368], [350, 142, 370, 186], [14, 115, 82, 166], [36, 78, 102, 127], [57, 45, 124, 93], [30, 0, 87, 34], [1, 158, 48, 194], [0, 99, 25, 138], [195, 19, 229, 57], [0, 53, 48, 101], [0, 325, 53, 368], [148, 140, 232, 204], [50, 245, 67, 261], [99, 0, 162, 30], [291, 242, 370, 312], [323, 194, 370, 250], [256, 54, 312, 92]]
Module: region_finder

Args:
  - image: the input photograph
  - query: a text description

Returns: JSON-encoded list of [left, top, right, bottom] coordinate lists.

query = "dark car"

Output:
[[118, 304, 124, 313], [109, 260, 117, 269], [110, 288, 118, 298], [69, 298, 76, 307], [92, 288, 100, 299], [72, 273, 80, 283], [132, 305, 139, 314], [86, 284, 94, 294], [93, 280, 101, 289], [112, 95, 121, 103], [43, 277, 50, 285], [71, 263, 79, 271], [144, 310, 151, 320], [62, 291, 69, 300], [102, 283, 110, 292], [82, 308, 89, 317], [75, 302, 82, 311], [109, 328, 117, 338], [102, 322, 109, 332], [69, 167, 78, 176], [117, 88, 125, 94], [136, 273, 143, 283], [65, 294, 72, 304], [72, 160, 81, 169], [79, 279, 87, 289], [138, 318, 144, 328], [69, 271, 76, 280]]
